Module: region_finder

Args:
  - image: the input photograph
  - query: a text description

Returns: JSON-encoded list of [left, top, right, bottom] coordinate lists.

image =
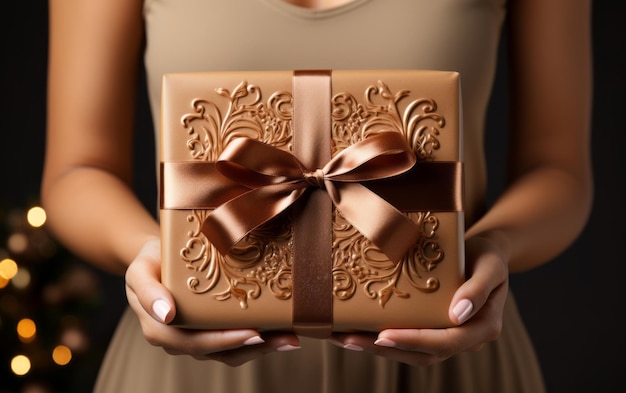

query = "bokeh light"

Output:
[[27, 206, 47, 228], [0, 258, 18, 280], [11, 267, 31, 289], [11, 354, 31, 376], [61, 326, 88, 352], [52, 345, 72, 366], [7, 233, 28, 253], [17, 318, 37, 342]]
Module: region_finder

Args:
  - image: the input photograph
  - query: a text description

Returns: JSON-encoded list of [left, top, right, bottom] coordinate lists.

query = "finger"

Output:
[[125, 239, 176, 324], [159, 329, 268, 357], [328, 332, 376, 352], [125, 277, 272, 356], [448, 237, 509, 325], [331, 322, 492, 366], [330, 288, 508, 366], [370, 280, 509, 360], [128, 290, 281, 359], [329, 332, 443, 367], [201, 333, 301, 367]]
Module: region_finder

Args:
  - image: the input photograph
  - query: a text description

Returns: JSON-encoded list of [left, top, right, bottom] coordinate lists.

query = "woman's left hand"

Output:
[[328, 235, 509, 366]]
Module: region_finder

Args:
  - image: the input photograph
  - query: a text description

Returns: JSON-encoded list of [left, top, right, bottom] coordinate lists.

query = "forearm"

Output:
[[470, 0, 594, 273], [43, 0, 149, 275], [466, 165, 592, 273], [42, 167, 159, 276]]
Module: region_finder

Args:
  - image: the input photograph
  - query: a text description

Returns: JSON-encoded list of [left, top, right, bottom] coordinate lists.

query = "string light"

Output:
[[52, 345, 72, 366], [11, 267, 31, 289], [0, 258, 18, 280], [17, 318, 37, 343], [7, 233, 28, 254], [11, 354, 31, 376], [1, 205, 105, 391], [27, 206, 47, 228]]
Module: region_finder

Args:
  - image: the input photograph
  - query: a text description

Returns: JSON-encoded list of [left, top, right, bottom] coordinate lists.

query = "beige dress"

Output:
[[94, 0, 546, 391]]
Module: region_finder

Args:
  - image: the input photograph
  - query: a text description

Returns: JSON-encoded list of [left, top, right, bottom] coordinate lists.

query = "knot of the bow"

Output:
[[201, 132, 421, 263], [303, 169, 326, 189]]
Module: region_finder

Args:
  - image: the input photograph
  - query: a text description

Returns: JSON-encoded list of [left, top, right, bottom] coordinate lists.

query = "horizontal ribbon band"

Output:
[[161, 160, 462, 212]]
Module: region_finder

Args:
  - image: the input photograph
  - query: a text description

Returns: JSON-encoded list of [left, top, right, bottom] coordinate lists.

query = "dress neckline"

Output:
[[263, 0, 371, 19]]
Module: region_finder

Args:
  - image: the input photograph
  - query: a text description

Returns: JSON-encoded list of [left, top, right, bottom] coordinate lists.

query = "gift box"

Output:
[[160, 70, 464, 337]]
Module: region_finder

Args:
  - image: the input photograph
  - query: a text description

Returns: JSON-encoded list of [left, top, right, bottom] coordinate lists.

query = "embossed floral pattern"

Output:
[[178, 79, 446, 309]]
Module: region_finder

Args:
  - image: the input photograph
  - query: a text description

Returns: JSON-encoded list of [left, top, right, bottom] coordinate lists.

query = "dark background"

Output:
[[1, 1, 624, 392]]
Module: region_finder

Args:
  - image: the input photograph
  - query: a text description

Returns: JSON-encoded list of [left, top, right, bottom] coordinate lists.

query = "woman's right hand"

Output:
[[124, 239, 301, 366]]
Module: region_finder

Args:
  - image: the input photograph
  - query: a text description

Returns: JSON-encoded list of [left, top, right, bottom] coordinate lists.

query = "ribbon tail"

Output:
[[331, 182, 420, 263], [201, 183, 306, 255]]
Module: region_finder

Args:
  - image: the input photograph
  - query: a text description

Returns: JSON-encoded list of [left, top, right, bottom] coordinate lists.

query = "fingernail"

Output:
[[374, 338, 396, 348], [243, 336, 265, 346], [152, 299, 171, 323], [452, 299, 473, 324], [343, 343, 364, 351], [276, 344, 301, 352]]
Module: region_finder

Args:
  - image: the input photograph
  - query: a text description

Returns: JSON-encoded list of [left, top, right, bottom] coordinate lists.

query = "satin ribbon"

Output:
[[200, 131, 420, 263]]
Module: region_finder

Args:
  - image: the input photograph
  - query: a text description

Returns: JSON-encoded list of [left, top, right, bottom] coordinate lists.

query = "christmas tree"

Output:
[[0, 204, 125, 393]]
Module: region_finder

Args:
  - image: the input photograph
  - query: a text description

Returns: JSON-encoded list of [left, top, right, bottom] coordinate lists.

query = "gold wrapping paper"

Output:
[[160, 70, 465, 337]]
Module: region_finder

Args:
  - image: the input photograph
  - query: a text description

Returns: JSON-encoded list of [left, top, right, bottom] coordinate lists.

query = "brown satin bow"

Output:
[[201, 131, 421, 263]]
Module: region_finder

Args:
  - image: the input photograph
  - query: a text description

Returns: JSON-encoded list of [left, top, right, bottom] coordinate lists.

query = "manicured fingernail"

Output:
[[276, 344, 301, 352], [374, 338, 396, 348], [452, 299, 473, 324], [243, 336, 265, 346], [152, 299, 171, 323], [343, 343, 364, 351]]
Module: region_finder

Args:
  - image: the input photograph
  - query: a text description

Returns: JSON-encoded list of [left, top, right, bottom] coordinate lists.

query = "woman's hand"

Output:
[[124, 239, 302, 367], [328, 235, 509, 366]]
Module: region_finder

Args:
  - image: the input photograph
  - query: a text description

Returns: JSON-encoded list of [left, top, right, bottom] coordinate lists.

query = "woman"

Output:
[[42, 0, 592, 391]]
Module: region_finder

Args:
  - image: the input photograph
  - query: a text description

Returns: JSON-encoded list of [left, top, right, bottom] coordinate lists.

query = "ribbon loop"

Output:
[[202, 131, 420, 263]]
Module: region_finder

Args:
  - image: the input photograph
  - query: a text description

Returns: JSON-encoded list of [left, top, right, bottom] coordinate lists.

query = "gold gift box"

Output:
[[160, 70, 464, 337]]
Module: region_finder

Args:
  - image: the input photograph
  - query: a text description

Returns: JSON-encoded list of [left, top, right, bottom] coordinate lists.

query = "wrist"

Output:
[[466, 229, 512, 264]]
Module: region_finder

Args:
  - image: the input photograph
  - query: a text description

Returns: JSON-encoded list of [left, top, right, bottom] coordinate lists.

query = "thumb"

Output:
[[125, 238, 176, 324]]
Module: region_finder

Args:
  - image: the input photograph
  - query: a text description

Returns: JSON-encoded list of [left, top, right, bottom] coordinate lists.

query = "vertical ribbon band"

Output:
[[291, 70, 333, 338]]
